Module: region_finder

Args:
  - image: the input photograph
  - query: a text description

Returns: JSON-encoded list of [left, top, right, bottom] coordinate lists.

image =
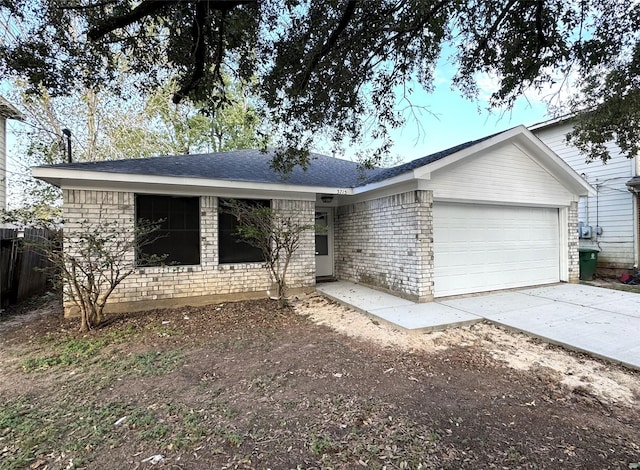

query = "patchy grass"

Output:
[[20, 337, 109, 371], [1, 298, 639, 469], [108, 350, 184, 377]]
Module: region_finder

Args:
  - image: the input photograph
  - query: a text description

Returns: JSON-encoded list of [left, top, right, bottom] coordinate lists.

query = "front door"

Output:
[[315, 209, 334, 277]]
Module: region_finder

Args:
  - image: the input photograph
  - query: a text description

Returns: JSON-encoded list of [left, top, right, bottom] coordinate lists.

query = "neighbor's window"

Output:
[[136, 194, 200, 266], [218, 198, 270, 264]]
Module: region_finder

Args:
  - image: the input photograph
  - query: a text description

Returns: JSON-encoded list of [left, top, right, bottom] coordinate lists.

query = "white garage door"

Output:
[[433, 203, 560, 297]]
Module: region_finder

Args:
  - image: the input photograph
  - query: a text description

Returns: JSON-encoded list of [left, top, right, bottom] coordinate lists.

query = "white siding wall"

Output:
[[0, 116, 6, 212], [427, 142, 575, 206], [534, 122, 635, 271]]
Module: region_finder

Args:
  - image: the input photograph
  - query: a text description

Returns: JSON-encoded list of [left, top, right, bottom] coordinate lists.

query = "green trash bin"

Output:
[[578, 247, 599, 281]]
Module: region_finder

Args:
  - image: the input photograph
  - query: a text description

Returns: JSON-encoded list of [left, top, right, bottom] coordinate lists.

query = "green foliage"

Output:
[[0, 203, 62, 229], [221, 199, 316, 306], [567, 42, 640, 161], [222, 429, 245, 448], [1, 0, 638, 168], [310, 434, 336, 455], [32, 213, 165, 331], [3, 72, 263, 214]]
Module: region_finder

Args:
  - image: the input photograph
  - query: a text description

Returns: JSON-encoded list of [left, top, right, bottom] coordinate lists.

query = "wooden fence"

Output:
[[0, 228, 57, 307]]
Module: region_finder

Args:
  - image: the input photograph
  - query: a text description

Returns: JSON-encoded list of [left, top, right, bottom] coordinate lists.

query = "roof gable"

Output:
[[427, 139, 577, 205], [361, 133, 498, 185], [33, 126, 592, 198]]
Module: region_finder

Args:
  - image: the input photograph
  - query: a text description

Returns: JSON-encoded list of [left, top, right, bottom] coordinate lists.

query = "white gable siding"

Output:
[[0, 116, 6, 212], [426, 141, 574, 206], [534, 122, 635, 270]]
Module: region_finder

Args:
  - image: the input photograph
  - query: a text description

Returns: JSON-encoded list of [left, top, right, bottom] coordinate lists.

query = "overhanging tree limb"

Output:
[[87, 0, 177, 40], [4, 0, 640, 167], [173, 0, 212, 104], [295, 0, 358, 93]]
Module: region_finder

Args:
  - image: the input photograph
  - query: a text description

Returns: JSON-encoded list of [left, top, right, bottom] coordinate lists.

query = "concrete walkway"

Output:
[[316, 281, 640, 370]]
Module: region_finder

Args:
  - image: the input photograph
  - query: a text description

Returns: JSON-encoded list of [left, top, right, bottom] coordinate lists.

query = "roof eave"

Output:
[[0, 97, 24, 120], [31, 166, 354, 196], [516, 128, 595, 196], [411, 127, 530, 179], [352, 171, 415, 194], [528, 113, 576, 131]]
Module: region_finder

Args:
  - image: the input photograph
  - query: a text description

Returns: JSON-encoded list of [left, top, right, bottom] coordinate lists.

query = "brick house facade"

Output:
[[35, 126, 590, 316], [62, 189, 315, 315]]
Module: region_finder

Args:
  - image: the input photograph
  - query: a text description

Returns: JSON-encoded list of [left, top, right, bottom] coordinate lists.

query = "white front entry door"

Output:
[[315, 209, 334, 277]]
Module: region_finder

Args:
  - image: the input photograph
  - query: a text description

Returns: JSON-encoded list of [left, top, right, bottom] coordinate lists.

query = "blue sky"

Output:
[[386, 84, 550, 161], [381, 53, 557, 161]]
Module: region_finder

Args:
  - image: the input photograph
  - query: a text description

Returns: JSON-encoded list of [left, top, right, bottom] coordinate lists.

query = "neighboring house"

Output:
[[33, 125, 592, 316], [531, 117, 638, 276], [0, 96, 24, 214]]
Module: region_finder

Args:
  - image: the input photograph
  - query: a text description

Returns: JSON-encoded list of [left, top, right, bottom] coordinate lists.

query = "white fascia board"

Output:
[[31, 167, 353, 199], [64, 180, 318, 201], [432, 195, 575, 208], [347, 179, 424, 204], [351, 171, 415, 195], [528, 113, 575, 131], [352, 126, 534, 195], [405, 125, 594, 197], [513, 129, 595, 196]]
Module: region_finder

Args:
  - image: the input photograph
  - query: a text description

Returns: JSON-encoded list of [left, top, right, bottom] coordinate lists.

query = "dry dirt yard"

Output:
[[0, 291, 639, 470]]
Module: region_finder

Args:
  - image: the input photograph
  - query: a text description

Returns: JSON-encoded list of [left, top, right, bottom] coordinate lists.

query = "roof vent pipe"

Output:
[[62, 128, 72, 163]]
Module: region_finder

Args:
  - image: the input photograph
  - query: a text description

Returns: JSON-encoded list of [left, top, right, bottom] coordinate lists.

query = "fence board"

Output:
[[0, 228, 57, 307]]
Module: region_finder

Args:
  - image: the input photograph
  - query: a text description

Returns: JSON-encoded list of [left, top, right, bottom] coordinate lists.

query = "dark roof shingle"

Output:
[[40, 149, 380, 187], [37, 131, 507, 188]]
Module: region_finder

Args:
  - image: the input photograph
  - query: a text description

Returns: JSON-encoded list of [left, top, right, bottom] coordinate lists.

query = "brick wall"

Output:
[[62, 189, 315, 314], [568, 201, 580, 283], [335, 190, 434, 302]]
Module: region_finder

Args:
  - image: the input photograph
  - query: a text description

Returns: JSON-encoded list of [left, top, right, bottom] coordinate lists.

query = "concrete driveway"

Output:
[[316, 282, 640, 370]]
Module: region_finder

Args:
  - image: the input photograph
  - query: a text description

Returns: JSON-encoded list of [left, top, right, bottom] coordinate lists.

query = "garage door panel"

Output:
[[434, 203, 560, 297]]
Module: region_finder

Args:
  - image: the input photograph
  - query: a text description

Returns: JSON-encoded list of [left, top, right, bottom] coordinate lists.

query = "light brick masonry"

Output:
[[568, 201, 580, 283], [335, 190, 434, 302], [62, 189, 315, 315]]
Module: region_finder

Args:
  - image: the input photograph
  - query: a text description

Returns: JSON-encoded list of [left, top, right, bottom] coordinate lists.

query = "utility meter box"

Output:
[[579, 224, 592, 239]]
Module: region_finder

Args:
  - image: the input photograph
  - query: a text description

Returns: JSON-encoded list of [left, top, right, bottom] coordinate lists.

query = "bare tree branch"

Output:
[[473, 0, 518, 60], [59, 0, 119, 11]]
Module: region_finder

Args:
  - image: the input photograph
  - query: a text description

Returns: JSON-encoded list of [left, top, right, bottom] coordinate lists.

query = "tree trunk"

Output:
[[277, 279, 287, 308], [80, 311, 89, 332]]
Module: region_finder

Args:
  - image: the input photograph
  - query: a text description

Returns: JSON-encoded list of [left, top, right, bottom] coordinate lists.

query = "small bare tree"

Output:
[[35, 215, 163, 332], [222, 200, 316, 307]]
